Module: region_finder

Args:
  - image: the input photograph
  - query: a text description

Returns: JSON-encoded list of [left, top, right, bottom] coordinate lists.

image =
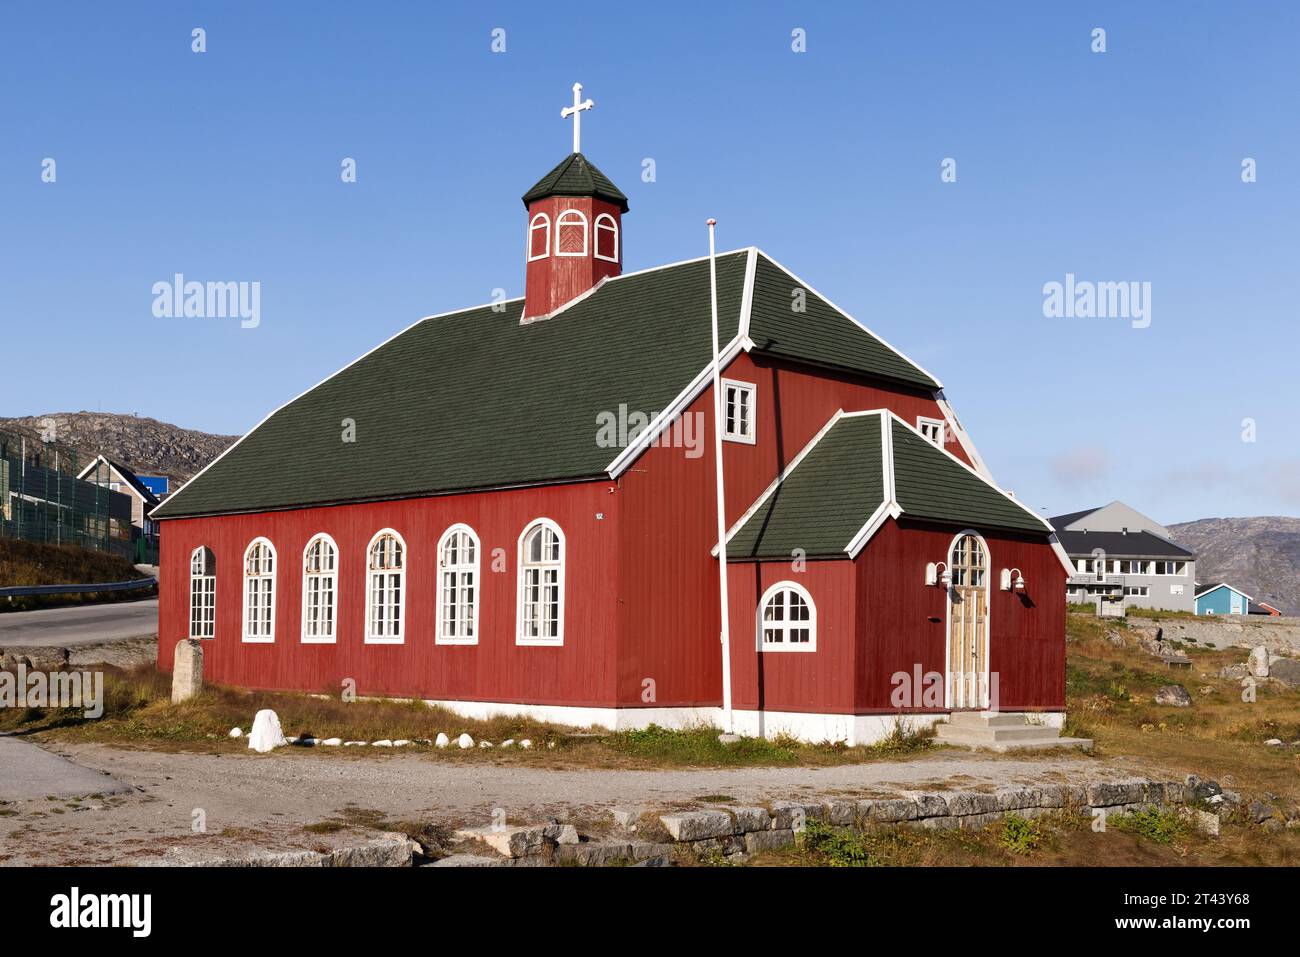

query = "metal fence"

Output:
[[0, 429, 136, 560]]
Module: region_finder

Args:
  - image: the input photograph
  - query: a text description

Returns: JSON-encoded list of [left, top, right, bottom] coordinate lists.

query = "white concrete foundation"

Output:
[[420, 697, 1066, 747]]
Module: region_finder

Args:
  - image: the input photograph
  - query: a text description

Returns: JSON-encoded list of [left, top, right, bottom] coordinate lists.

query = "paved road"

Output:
[[0, 599, 157, 646], [0, 737, 132, 802]]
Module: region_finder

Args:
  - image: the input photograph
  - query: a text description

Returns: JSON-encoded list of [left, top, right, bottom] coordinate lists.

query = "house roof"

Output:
[[726, 411, 1051, 560], [76, 455, 160, 509], [154, 250, 942, 520], [1048, 507, 1100, 530], [1052, 528, 1194, 559], [1195, 581, 1254, 601], [522, 153, 629, 212]]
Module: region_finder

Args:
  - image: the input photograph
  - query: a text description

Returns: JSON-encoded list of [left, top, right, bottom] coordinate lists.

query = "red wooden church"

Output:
[[154, 86, 1074, 744]]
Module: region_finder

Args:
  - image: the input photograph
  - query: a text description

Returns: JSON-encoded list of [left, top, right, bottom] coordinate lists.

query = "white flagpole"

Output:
[[707, 219, 734, 736]]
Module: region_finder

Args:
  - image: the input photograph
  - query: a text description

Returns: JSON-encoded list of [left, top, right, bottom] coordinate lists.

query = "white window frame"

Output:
[[436, 523, 480, 646], [594, 212, 619, 262], [516, 518, 565, 646], [917, 416, 945, 448], [721, 378, 757, 444], [554, 209, 588, 257], [365, 528, 406, 644], [756, 581, 817, 652], [189, 546, 215, 640], [527, 212, 551, 262], [301, 533, 339, 644], [241, 537, 276, 643]]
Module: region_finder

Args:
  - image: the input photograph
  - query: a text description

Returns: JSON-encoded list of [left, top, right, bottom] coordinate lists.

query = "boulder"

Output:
[[1154, 685, 1192, 708], [520, 739, 533, 749], [1268, 658, 1300, 689], [228, 727, 243, 738], [456, 733, 474, 749], [246, 709, 287, 753], [435, 733, 450, 748], [1219, 664, 1248, 680], [1248, 646, 1270, 678]]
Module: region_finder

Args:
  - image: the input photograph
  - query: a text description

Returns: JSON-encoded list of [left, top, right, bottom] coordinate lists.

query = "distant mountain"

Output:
[[1168, 517, 1300, 615], [0, 412, 236, 484]]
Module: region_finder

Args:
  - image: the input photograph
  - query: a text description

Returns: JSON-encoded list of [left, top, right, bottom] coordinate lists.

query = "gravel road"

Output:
[[0, 740, 1164, 866]]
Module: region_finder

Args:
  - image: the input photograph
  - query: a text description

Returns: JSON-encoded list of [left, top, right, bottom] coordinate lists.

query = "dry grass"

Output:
[[0, 538, 154, 611], [1, 664, 936, 769], [1064, 612, 1300, 807], [752, 808, 1300, 867]]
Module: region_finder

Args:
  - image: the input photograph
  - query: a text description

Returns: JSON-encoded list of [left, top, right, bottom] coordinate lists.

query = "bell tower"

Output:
[[521, 83, 629, 321]]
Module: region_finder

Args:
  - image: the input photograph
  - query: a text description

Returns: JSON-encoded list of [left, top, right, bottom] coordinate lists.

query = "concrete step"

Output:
[[945, 711, 1029, 729], [943, 734, 1093, 753]]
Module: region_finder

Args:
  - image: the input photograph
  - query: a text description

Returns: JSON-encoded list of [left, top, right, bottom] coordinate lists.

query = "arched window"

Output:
[[365, 529, 405, 643], [527, 212, 551, 262], [436, 524, 479, 645], [757, 581, 816, 652], [242, 538, 276, 643], [594, 213, 619, 262], [301, 534, 338, 643], [517, 519, 565, 645], [554, 210, 588, 257], [189, 546, 215, 639]]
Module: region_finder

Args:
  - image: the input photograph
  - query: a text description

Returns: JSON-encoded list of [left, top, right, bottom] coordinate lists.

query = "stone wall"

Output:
[[1130, 615, 1300, 654]]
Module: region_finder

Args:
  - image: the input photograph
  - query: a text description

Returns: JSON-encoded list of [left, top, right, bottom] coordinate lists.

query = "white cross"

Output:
[[560, 82, 594, 154]]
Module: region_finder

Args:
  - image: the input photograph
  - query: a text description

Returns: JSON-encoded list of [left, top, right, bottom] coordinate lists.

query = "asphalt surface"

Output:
[[0, 598, 158, 647], [0, 736, 132, 802]]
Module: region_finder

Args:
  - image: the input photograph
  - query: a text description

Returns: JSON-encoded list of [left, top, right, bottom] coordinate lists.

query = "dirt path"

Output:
[[0, 741, 1174, 866]]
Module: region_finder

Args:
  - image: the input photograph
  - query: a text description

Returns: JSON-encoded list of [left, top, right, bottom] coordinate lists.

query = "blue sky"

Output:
[[2, 2, 1297, 524]]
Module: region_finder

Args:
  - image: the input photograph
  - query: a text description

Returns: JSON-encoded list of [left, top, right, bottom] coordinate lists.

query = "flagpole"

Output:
[[707, 219, 735, 736]]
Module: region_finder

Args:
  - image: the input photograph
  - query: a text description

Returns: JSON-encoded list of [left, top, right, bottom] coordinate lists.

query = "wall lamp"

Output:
[[924, 561, 950, 587], [1000, 567, 1025, 592]]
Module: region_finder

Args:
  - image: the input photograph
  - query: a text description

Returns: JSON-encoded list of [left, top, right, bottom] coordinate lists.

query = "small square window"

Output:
[[917, 416, 945, 448], [721, 380, 756, 444]]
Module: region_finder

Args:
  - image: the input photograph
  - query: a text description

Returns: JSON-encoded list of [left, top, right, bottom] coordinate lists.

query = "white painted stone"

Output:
[[457, 733, 474, 749], [247, 710, 287, 754], [500, 739, 515, 748], [344, 740, 367, 746], [373, 739, 393, 747], [320, 738, 342, 746], [393, 739, 411, 747], [479, 740, 493, 749], [435, 733, 450, 748], [519, 739, 532, 749], [228, 727, 243, 739], [1265, 738, 1283, 746]]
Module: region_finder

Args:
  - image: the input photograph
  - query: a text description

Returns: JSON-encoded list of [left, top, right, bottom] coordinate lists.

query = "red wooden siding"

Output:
[[726, 560, 858, 714], [523, 195, 622, 318], [852, 518, 1066, 713], [613, 350, 971, 708], [158, 480, 622, 707]]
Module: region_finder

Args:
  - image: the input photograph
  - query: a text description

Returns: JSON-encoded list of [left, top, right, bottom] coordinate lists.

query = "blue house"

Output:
[[1194, 582, 1252, 616]]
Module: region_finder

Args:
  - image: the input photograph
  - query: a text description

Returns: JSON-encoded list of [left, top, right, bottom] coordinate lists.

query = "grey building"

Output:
[[1050, 501, 1197, 614]]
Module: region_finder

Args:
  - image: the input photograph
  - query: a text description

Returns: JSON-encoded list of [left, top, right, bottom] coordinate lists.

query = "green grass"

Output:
[[799, 821, 877, 866], [999, 814, 1045, 855], [1109, 807, 1190, 845]]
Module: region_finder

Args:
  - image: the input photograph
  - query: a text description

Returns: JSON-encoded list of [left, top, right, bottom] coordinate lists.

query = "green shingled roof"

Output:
[[522, 153, 629, 212], [728, 412, 1049, 559], [155, 250, 945, 520]]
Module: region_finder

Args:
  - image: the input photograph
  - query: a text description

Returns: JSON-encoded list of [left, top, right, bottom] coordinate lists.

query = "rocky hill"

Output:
[[0, 412, 236, 484], [1168, 517, 1300, 616]]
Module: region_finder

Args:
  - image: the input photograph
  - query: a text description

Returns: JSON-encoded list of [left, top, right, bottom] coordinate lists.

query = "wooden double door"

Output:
[[947, 533, 989, 709]]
